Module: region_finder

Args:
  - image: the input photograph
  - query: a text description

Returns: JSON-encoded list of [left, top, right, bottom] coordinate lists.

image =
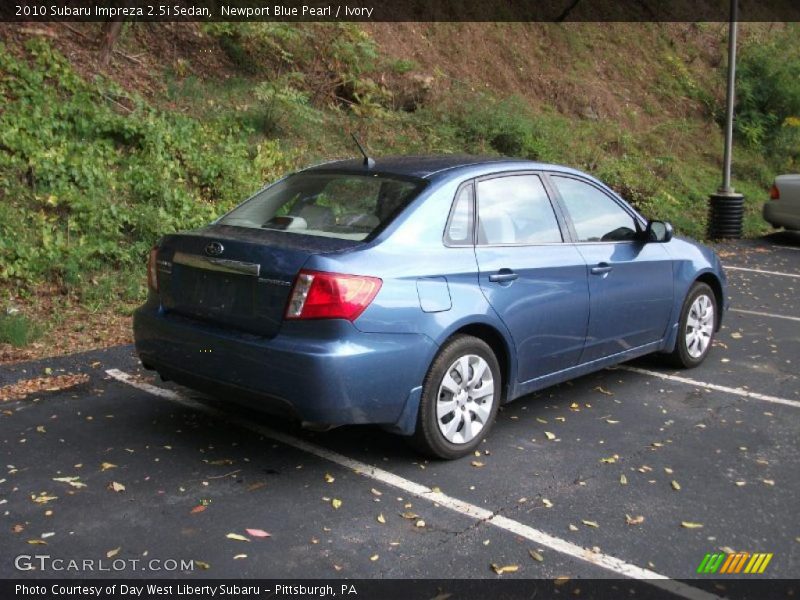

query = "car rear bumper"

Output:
[[763, 202, 800, 230], [133, 304, 436, 431]]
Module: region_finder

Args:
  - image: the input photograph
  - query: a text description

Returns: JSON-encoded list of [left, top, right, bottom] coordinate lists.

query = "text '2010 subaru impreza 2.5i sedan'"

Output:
[[134, 155, 727, 459]]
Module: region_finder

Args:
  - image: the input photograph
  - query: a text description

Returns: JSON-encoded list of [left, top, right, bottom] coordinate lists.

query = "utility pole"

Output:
[[707, 0, 744, 240]]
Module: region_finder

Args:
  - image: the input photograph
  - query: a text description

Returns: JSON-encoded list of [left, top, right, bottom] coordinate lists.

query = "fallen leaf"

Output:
[[194, 560, 210, 570], [100, 462, 117, 471], [106, 547, 120, 558], [568, 524, 578, 531], [400, 512, 419, 520], [107, 481, 125, 493], [626, 514, 645, 525], [671, 480, 681, 491], [190, 505, 207, 514], [324, 473, 335, 483], [370, 488, 382, 496], [415, 520, 426, 528], [536, 418, 547, 424], [53, 477, 86, 489], [245, 529, 271, 538], [36, 425, 46, 433], [620, 474, 628, 485], [233, 554, 247, 560], [41, 532, 55, 539], [491, 564, 520, 574], [582, 520, 599, 528], [331, 498, 342, 509], [554, 576, 570, 586], [226, 533, 250, 542], [544, 432, 556, 441], [471, 461, 485, 468], [681, 521, 703, 529], [763, 479, 775, 486], [600, 456, 617, 464], [32, 494, 57, 504], [529, 550, 544, 562], [594, 386, 613, 396], [542, 498, 553, 508], [370, 554, 379, 561], [606, 419, 619, 424], [735, 481, 746, 487], [377, 514, 386, 524], [13, 524, 25, 533], [731, 332, 742, 339]]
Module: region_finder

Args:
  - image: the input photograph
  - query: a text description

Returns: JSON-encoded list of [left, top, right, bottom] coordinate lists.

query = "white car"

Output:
[[764, 174, 800, 231]]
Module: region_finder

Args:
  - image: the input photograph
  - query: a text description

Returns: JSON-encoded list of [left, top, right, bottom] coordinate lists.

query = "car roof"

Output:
[[303, 154, 582, 180]]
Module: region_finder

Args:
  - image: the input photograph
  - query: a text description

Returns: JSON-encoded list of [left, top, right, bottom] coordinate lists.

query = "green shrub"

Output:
[[0, 313, 43, 347]]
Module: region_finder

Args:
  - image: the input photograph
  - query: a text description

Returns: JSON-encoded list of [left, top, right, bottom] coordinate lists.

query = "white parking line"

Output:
[[725, 266, 800, 278], [617, 366, 800, 409], [106, 368, 717, 600], [730, 308, 800, 323]]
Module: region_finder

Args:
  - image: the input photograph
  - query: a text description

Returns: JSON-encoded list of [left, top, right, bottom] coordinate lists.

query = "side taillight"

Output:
[[147, 247, 159, 292], [285, 270, 382, 321], [769, 184, 780, 200]]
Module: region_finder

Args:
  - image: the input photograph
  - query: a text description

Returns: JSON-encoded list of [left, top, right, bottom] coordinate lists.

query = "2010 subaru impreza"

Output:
[[134, 155, 727, 459]]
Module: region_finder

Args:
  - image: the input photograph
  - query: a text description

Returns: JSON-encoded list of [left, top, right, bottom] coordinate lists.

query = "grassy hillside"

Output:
[[0, 22, 798, 356]]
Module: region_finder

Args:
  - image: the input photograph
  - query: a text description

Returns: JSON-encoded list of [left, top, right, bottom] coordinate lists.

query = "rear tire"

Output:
[[410, 335, 501, 459], [666, 282, 717, 369]]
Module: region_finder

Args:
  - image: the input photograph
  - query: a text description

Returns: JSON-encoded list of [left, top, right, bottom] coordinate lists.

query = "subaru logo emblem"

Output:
[[205, 242, 224, 256]]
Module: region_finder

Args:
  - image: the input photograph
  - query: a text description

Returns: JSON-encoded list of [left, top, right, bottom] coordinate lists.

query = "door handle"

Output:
[[590, 263, 613, 275], [489, 269, 519, 283]]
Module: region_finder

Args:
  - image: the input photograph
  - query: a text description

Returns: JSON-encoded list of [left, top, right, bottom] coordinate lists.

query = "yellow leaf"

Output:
[[581, 520, 599, 528], [471, 461, 485, 468], [226, 533, 250, 542], [331, 498, 342, 509], [401, 512, 419, 520], [542, 498, 553, 508], [620, 474, 627, 485], [324, 473, 335, 483], [594, 386, 613, 396], [606, 419, 619, 424], [377, 514, 386, 524], [731, 332, 742, 339], [107, 481, 125, 493], [626, 515, 644, 526], [671, 480, 681, 491], [36, 425, 46, 433], [370, 488, 382, 496], [53, 477, 86, 489], [33, 494, 58, 504], [568, 524, 578, 531], [100, 462, 117, 471], [536, 418, 547, 424], [600, 456, 616, 464], [681, 521, 703, 529], [194, 560, 210, 570], [735, 481, 746, 487], [431, 486, 442, 493], [554, 576, 570, 586], [106, 547, 120, 558], [529, 550, 544, 562], [233, 554, 247, 560], [544, 432, 556, 440], [370, 554, 379, 561], [415, 520, 426, 528], [27, 539, 47, 545], [763, 479, 775, 486], [491, 564, 520, 574]]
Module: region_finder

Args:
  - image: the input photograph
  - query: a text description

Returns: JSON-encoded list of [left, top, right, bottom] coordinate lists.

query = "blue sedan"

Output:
[[134, 155, 727, 459]]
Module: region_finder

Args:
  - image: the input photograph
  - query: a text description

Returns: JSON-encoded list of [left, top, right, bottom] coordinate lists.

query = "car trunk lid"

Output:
[[156, 225, 360, 337]]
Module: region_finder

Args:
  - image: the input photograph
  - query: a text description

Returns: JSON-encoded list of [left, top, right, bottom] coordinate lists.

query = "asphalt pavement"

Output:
[[0, 234, 797, 597]]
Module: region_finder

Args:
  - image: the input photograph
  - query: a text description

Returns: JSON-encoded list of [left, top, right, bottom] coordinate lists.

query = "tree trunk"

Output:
[[99, 20, 124, 67]]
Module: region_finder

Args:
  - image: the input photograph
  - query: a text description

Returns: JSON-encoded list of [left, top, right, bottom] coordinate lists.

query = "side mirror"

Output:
[[645, 220, 673, 243]]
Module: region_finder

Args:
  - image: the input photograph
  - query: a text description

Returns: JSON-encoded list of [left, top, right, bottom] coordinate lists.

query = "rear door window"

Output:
[[476, 175, 562, 245]]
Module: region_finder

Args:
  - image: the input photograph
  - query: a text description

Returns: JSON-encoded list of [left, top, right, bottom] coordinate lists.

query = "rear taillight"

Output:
[[147, 247, 159, 292], [285, 270, 382, 321], [769, 184, 780, 200]]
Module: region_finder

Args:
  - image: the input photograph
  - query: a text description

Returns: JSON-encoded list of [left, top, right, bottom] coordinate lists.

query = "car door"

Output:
[[473, 173, 590, 383], [547, 174, 674, 363]]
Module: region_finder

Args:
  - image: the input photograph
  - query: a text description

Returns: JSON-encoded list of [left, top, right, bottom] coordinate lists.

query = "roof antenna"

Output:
[[351, 133, 375, 168]]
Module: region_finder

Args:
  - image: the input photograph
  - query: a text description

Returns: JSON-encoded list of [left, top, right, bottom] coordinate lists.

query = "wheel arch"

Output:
[[695, 272, 724, 330]]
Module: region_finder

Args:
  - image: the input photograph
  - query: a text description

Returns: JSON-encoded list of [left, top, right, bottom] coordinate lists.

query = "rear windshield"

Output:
[[218, 172, 425, 241]]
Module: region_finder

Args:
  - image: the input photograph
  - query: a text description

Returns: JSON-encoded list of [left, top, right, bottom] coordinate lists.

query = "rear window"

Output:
[[218, 172, 425, 241]]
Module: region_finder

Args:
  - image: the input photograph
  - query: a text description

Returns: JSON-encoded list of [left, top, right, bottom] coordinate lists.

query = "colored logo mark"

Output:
[[697, 552, 773, 574]]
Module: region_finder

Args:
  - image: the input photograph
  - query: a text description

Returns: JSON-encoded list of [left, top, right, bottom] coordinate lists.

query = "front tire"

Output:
[[410, 335, 501, 459], [667, 282, 717, 368]]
